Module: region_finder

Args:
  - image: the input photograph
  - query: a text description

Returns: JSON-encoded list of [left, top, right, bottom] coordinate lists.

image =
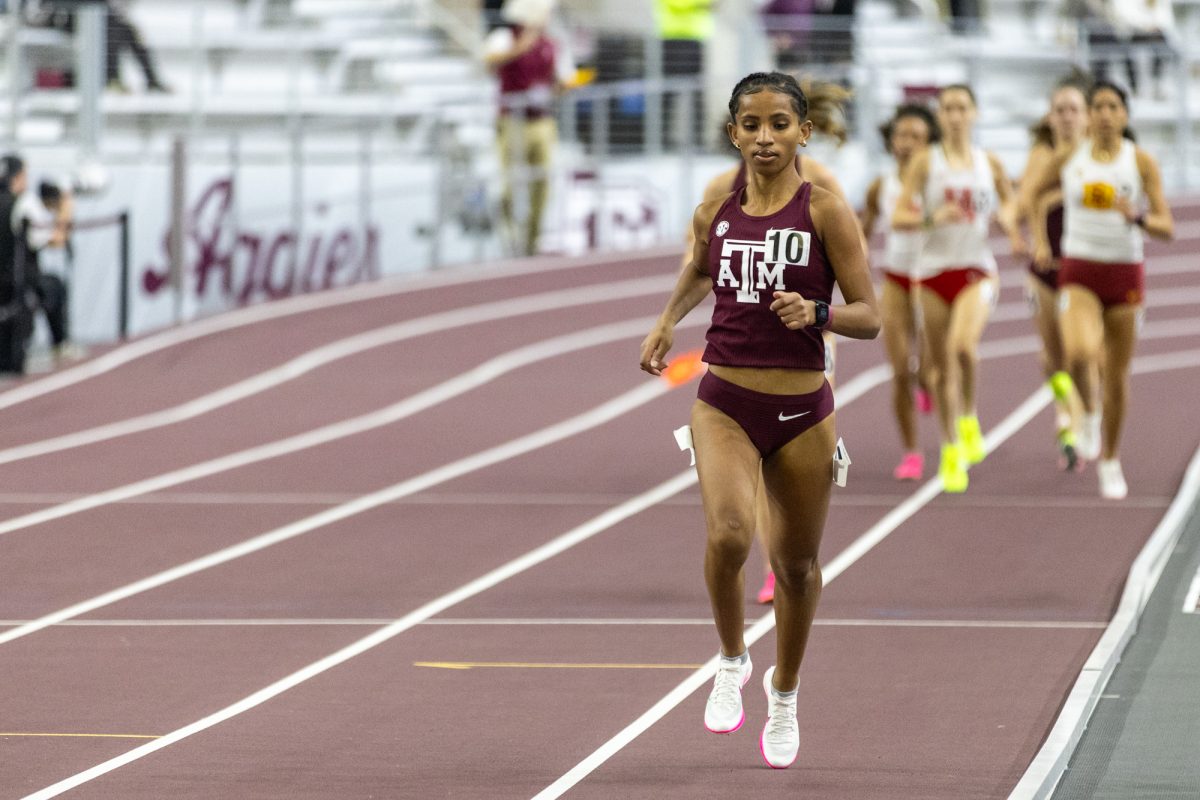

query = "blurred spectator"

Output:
[[28, 181, 79, 364], [759, 0, 815, 70], [654, 0, 717, 147], [484, 0, 574, 256], [945, 0, 982, 33], [1083, 0, 1176, 99], [0, 155, 43, 375], [483, 0, 506, 30], [104, 1, 170, 92], [25, 0, 170, 92]]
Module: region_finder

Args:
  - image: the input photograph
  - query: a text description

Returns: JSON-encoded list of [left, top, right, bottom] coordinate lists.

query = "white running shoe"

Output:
[[759, 666, 799, 769], [1078, 413, 1102, 461], [1098, 459, 1128, 500], [704, 653, 752, 734]]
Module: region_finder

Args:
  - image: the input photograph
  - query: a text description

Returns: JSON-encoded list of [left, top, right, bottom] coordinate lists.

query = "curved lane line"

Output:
[[0, 311, 705, 542], [0, 247, 677, 415], [0, 275, 675, 466], [18, 350, 1200, 799], [531, 348, 1200, 800]]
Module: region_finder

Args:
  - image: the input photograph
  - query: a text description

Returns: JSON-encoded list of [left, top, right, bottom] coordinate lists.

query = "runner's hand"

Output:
[[770, 291, 814, 330], [639, 325, 673, 376], [931, 203, 966, 226], [1032, 240, 1054, 272]]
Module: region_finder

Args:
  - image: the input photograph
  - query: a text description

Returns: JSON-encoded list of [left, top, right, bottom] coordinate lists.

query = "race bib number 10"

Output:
[[765, 228, 811, 266], [1082, 182, 1116, 210]]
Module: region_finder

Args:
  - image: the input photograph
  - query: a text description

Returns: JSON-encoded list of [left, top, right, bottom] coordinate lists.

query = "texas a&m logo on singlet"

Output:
[[715, 227, 810, 304], [942, 187, 991, 222]]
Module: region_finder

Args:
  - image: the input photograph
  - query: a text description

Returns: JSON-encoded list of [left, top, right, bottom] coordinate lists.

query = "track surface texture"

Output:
[[2, 204, 1200, 799]]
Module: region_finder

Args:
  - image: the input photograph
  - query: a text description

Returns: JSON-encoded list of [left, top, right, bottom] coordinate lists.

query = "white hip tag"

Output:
[[832, 437, 851, 487], [674, 425, 696, 467]]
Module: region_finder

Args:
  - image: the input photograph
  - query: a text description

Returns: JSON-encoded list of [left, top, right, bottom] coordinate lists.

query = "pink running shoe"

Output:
[[893, 452, 924, 481], [915, 388, 933, 415], [756, 572, 775, 604]]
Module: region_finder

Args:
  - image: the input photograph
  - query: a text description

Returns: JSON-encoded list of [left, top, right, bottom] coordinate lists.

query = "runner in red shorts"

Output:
[[891, 84, 1025, 492], [1020, 80, 1174, 499], [640, 72, 878, 768], [861, 103, 939, 482]]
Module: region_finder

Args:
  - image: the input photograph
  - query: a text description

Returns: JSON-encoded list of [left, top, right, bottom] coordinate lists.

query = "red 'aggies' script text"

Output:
[[715, 227, 811, 304]]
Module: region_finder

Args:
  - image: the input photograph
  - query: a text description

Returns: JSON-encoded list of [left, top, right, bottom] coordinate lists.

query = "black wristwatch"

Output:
[[811, 300, 830, 330]]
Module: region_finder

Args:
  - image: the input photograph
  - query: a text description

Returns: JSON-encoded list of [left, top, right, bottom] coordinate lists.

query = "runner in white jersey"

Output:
[[892, 84, 1025, 493], [1019, 80, 1174, 499], [861, 104, 939, 481]]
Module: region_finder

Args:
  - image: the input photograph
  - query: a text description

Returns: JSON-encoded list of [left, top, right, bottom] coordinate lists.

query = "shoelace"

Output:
[[709, 663, 745, 711], [764, 696, 797, 744]]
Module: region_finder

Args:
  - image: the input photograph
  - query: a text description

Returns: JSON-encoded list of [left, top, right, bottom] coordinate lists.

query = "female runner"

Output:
[[679, 80, 864, 605], [640, 71, 878, 768], [861, 103, 939, 481], [892, 84, 1025, 492], [1020, 80, 1173, 498], [1020, 80, 1090, 471]]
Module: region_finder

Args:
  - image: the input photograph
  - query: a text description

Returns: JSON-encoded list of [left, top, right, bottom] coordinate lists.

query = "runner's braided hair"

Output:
[[728, 72, 808, 123]]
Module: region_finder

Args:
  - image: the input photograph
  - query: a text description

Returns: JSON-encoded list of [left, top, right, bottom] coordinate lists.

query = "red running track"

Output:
[[2, 206, 1200, 799]]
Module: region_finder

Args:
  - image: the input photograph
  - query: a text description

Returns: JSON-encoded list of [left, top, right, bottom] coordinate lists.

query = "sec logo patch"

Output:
[[715, 220, 729, 237]]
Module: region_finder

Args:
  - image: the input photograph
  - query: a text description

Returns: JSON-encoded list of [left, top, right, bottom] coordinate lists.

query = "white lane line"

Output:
[[18, 469, 700, 800], [0, 617, 1109, 629], [0, 275, 676, 467], [0, 379, 676, 648], [1183, 569, 1200, 614], [0, 312, 704, 541], [2, 310, 1196, 537], [531, 385, 1055, 800], [536, 347, 1200, 799], [0, 247, 675, 415], [22, 345, 1200, 798], [1006, 349, 1200, 799], [1010, 442, 1200, 799], [13, 350, 886, 798]]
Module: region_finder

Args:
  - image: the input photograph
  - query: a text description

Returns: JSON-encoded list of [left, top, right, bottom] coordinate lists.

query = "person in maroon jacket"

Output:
[[639, 72, 878, 768], [483, 1, 573, 256]]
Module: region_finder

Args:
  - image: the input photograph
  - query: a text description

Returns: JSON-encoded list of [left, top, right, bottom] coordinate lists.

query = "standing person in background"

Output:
[[641, 71, 878, 768], [28, 181, 78, 365], [483, 0, 574, 256], [892, 84, 1025, 493], [1019, 81, 1173, 499], [1019, 80, 1089, 471], [679, 79, 862, 605], [0, 155, 46, 375], [104, 1, 170, 93], [860, 103, 939, 481], [1086, 0, 1176, 100], [654, 0, 717, 148]]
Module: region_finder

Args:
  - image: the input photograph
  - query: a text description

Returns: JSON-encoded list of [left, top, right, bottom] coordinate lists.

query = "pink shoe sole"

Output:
[[705, 712, 745, 735], [756, 573, 775, 604]]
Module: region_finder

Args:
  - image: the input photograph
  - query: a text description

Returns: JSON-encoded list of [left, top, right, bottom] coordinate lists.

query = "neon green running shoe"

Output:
[[957, 415, 986, 465], [940, 443, 968, 493], [1057, 428, 1080, 472]]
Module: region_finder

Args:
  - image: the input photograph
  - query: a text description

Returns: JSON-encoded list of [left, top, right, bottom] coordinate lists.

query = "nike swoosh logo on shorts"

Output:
[[778, 411, 811, 422]]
